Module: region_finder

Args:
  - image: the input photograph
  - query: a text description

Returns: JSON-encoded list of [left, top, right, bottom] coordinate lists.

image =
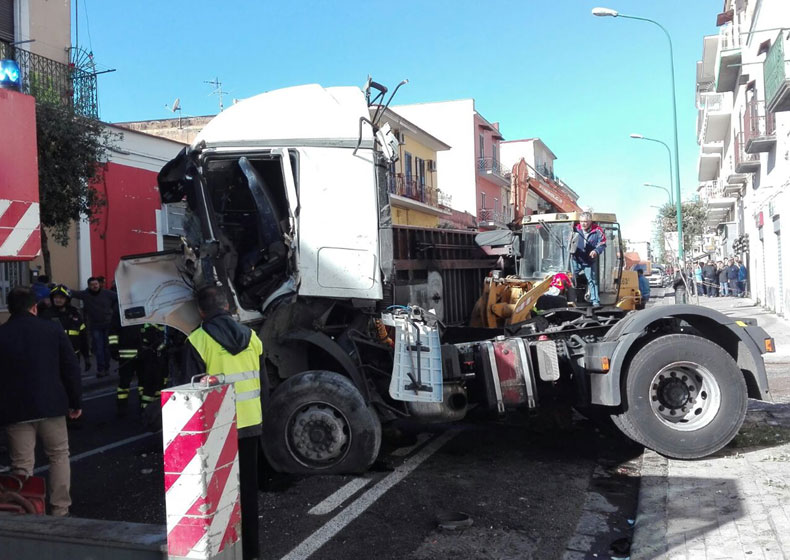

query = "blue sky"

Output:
[[76, 0, 720, 246]]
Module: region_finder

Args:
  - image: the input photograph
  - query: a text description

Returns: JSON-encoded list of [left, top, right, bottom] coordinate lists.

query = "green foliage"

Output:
[[656, 199, 708, 254], [35, 98, 119, 245]]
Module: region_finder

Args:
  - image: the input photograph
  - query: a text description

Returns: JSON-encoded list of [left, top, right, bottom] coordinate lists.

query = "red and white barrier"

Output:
[[162, 380, 241, 560]]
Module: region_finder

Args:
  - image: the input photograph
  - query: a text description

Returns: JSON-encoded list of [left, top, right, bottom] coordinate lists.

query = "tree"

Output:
[[656, 200, 708, 260], [35, 98, 118, 277]]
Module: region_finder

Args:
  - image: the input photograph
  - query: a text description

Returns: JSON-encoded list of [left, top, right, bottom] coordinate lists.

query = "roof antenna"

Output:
[[204, 77, 229, 112]]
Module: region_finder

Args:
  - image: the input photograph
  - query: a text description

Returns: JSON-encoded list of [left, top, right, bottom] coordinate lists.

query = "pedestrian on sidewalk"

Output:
[[703, 259, 718, 297], [181, 285, 266, 560], [717, 261, 729, 296], [694, 262, 704, 296], [737, 259, 748, 297], [726, 258, 739, 298], [0, 286, 82, 517], [72, 277, 116, 378]]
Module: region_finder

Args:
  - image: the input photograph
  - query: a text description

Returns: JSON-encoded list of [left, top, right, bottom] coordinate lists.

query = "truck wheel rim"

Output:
[[648, 361, 721, 432], [285, 401, 351, 468]]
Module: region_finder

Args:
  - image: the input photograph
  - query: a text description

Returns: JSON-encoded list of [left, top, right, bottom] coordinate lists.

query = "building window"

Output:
[[0, 0, 14, 44], [481, 192, 486, 209], [479, 134, 485, 159], [0, 261, 26, 310], [492, 143, 498, 163]]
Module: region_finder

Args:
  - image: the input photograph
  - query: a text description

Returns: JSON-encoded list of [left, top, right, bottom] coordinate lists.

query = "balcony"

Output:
[[698, 179, 725, 200], [733, 132, 760, 173], [388, 174, 450, 213], [744, 98, 776, 153], [0, 43, 98, 118], [478, 208, 508, 228], [765, 31, 790, 113], [477, 157, 509, 186], [697, 92, 732, 145], [698, 151, 721, 181], [715, 23, 742, 93]]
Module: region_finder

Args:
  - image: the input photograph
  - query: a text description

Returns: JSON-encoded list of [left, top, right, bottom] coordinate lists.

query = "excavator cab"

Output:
[[470, 212, 640, 328]]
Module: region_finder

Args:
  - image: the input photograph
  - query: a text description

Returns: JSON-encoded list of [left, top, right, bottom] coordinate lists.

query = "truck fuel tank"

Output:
[[476, 337, 538, 412]]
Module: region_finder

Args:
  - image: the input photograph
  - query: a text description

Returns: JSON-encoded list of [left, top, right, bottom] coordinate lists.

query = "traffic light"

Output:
[[742, 233, 749, 254]]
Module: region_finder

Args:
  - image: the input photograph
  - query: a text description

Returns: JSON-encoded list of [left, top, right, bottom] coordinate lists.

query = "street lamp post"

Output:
[[594, 8, 684, 264], [630, 133, 674, 202], [644, 183, 673, 205]]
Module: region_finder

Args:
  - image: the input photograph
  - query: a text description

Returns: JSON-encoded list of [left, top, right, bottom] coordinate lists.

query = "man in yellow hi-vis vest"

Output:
[[182, 286, 265, 560]]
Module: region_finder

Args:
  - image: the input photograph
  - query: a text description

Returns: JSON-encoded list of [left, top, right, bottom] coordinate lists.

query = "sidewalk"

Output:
[[632, 291, 790, 559]]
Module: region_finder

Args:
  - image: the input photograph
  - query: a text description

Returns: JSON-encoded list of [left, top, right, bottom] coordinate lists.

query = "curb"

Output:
[[631, 450, 669, 559]]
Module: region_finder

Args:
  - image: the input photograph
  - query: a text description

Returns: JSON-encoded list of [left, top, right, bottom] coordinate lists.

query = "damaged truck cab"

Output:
[[117, 81, 775, 475]]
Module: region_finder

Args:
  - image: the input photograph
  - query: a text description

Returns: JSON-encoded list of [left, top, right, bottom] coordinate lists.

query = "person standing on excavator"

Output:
[[572, 212, 606, 308]]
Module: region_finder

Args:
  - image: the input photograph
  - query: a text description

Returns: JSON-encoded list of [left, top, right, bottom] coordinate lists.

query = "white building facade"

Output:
[[695, 0, 790, 314]]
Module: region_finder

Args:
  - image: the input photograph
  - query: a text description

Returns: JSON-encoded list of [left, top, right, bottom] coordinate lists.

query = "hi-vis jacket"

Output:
[[182, 312, 264, 438]]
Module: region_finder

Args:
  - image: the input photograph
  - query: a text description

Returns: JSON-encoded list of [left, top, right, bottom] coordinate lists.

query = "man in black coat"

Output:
[[0, 286, 82, 517], [72, 276, 117, 377]]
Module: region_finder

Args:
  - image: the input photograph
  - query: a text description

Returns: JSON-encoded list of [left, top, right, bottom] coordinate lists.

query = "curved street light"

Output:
[[630, 133, 674, 202], [593, 8, 684, 263], [644, 182, 673, 205]]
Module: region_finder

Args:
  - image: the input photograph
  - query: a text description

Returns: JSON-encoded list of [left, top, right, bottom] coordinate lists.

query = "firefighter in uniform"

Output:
[[39, 284, 90, 368], [139, 323, 167, 411], [109, 304, 145, 415], [182, 285, 264, 560]]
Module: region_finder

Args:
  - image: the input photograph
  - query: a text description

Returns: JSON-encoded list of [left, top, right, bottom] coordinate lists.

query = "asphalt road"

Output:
[[0, 382, 642, 560]]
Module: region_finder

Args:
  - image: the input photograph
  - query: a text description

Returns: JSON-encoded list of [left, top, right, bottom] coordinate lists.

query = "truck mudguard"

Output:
[[280, 329, 370, 402], [590, 304, 773, 406]]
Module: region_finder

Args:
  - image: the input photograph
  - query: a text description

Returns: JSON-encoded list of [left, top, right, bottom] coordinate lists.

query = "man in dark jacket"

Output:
[[39, 284, 91, 370], [702, 260, 718, 297], [571, 212, 606, 308], [181, 286, 265, 560], [0, 286, 82, 517], [72, 276, 117, 377], [726, 258, 740, 297]]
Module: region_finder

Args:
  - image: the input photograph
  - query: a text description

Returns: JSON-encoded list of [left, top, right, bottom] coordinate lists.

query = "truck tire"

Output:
[[621, 334, 747, 459], [262, 370, 381, 475], [610, 411, 644, 446]]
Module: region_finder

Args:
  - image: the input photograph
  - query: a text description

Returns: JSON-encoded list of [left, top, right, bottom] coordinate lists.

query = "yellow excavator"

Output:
[[470, 212, 641, 328]]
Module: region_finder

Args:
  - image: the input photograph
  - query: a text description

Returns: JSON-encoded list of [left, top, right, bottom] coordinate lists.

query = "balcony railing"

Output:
[[477, 157, 508, 182], [698, 179, 725, 200], [0, 43, 98, 118], [478, 208, 507, 225], [734, 132, 760, 173], [389, 174, 448, 208], [743, 98, 776, 154], [719, 22, 741, 51]]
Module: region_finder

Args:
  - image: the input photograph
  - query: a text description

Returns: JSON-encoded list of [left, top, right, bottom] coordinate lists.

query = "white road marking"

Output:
[[83, 390, 118, 402], [389, 432, 432, 457], [308, 477, 371, 516], [33, 432, 156, 474], [281, 429, 460, 560]]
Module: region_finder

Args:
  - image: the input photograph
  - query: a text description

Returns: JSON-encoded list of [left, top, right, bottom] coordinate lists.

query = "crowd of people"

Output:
[[692, 258, 748, 298], [1, 275, 184, 517]]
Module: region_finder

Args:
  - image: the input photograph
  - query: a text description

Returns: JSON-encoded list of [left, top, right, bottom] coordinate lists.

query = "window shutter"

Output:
[[0, 0, 13, 43]]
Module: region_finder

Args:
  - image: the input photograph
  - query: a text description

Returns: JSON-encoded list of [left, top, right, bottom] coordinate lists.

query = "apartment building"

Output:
[[376, 107, 452, 228], [695, 0, 790, 314], [393, 99, 511, 229]]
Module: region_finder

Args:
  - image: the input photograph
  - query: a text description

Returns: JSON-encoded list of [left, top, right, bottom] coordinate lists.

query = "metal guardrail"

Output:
[[698, 179, 725, 200], [0, 43, 98, 118]]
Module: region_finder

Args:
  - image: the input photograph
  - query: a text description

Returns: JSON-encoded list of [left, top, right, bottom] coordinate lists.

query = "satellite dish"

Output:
[[171, 98, 181, 112]]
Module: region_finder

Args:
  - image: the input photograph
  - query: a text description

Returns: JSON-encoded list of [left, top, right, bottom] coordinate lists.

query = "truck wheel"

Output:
[[262, 370, 381, 474], [622, 334, 747, 459], [610, 411, 644, 446]]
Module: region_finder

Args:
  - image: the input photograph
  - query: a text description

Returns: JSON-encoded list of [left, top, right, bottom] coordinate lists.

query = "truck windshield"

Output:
[[519, 222, 574, 280]]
